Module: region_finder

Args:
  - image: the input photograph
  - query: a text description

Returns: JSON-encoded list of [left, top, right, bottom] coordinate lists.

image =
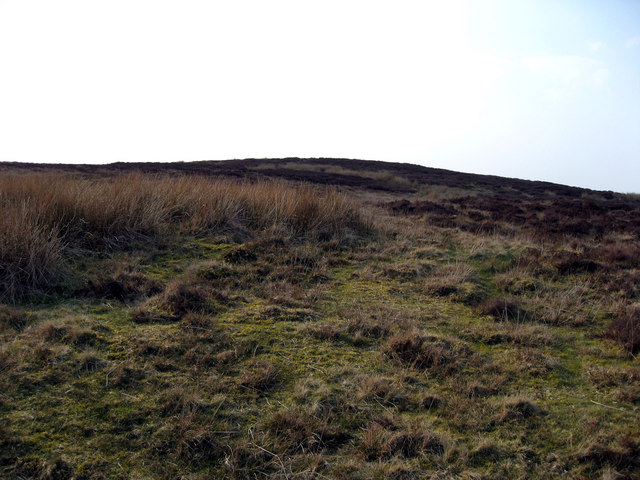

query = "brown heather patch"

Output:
[[475, 296, 529, 322], [160, 281, 229, 317], [586, 366, 640, 388], [493, 396, 544, 424], [83, 266, 162, 302], [384, 330, 470, 371], [606, 303, 640, 355], [575, 435, 640, 477]]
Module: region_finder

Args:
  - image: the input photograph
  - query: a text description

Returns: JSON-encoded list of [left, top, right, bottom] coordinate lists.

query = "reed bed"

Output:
[[0, 172, 369, 301]]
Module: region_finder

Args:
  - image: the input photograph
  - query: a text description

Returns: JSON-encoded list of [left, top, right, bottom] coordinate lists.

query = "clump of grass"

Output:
[[469, 440, 507, 466], [37, 322, 102, 348], [75, 350, 106, 372], [355, 375, 409, 408], [586, 366, 640, 388], [160, 281, 228, 317], [514, 348, 558, 376], [222, 244, 258, 264], [181, 311, 213, 331], [343, 305, 414, 339], [419, 394, 443, 410], [5, 457, 75, 480], [194, 260, 239, 284], [575, 435, 640, 477], [384, 330, 468, 371], [302, 323, 345, 342], [259, 305, 317, 322], [376, 260, 434, 281], [132, 276, 230, 323], [223, 442, 273, 478], [478, 322, 554, 348], [359, 420, 446, 460], [475, 296, 529, 322], [263, 406, 348, 454], [0, 203, 64, 302], [239, 360, 279, 392], [0, 306, 33, 332], [525, 281, 596, 326], [494, 396, 544, 423], [494, 268, 540, 294], [108, 364, 145, 389], [422, 263, 474, 296], [83, 267, 161, 301], [159, 388, 202, 418], [422, 262, 484, 304]]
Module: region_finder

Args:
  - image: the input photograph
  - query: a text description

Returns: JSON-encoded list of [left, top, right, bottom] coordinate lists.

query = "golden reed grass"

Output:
[[0, 172, 369, 301]]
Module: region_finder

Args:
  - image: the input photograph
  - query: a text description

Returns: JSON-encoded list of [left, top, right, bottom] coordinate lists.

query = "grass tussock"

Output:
[[475, 296, 529, 322], [359, 419, 447, 460], [384, 330, 469, 371], [0, 172, 369, 301], [0, 306, 33, 332]]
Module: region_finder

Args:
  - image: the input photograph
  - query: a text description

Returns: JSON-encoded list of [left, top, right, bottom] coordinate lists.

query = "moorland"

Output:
[[1, 158, 639, 479]]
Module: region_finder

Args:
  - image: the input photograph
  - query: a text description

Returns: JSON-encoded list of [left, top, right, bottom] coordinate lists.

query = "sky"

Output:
[[0, 1, 638, 192]]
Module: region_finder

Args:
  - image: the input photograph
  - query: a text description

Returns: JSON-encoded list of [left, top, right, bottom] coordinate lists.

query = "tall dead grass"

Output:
[[0, 172, 369, 301]]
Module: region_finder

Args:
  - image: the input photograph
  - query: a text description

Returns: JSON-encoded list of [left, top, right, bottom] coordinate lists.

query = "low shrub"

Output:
[[476, 297, 529, 322], [84, 268, 161, 301], [606, 303, 640, 355]]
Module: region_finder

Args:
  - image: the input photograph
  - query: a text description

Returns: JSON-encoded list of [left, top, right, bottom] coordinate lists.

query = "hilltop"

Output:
[[1, 159, 638, 479]]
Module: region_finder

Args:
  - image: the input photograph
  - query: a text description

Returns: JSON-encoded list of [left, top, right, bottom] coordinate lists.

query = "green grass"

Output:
[[1, 180, 639, 479]]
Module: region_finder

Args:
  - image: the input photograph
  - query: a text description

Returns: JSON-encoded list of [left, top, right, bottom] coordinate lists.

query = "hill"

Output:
[[1, 159, 639, 479]]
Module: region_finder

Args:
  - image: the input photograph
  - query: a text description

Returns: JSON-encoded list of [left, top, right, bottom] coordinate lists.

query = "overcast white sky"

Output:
[[0, 1, 638, 192]]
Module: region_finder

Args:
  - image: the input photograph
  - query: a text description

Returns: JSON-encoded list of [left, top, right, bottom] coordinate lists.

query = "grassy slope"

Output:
[[1, 160, 639, 479]]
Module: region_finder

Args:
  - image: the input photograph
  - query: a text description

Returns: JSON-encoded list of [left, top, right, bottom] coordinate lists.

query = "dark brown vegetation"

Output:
[[1, 158, 639, 479]]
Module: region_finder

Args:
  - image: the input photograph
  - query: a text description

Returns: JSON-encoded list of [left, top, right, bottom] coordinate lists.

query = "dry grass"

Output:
[[0, 202, 64, 302], [359, 419, 447, 460], [421, 262, 484, 304], [0, 172, 369, 301]]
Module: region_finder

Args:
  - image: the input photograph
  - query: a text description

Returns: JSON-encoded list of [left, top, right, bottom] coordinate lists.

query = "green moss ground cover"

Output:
[[2, 205, 639, 479]]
